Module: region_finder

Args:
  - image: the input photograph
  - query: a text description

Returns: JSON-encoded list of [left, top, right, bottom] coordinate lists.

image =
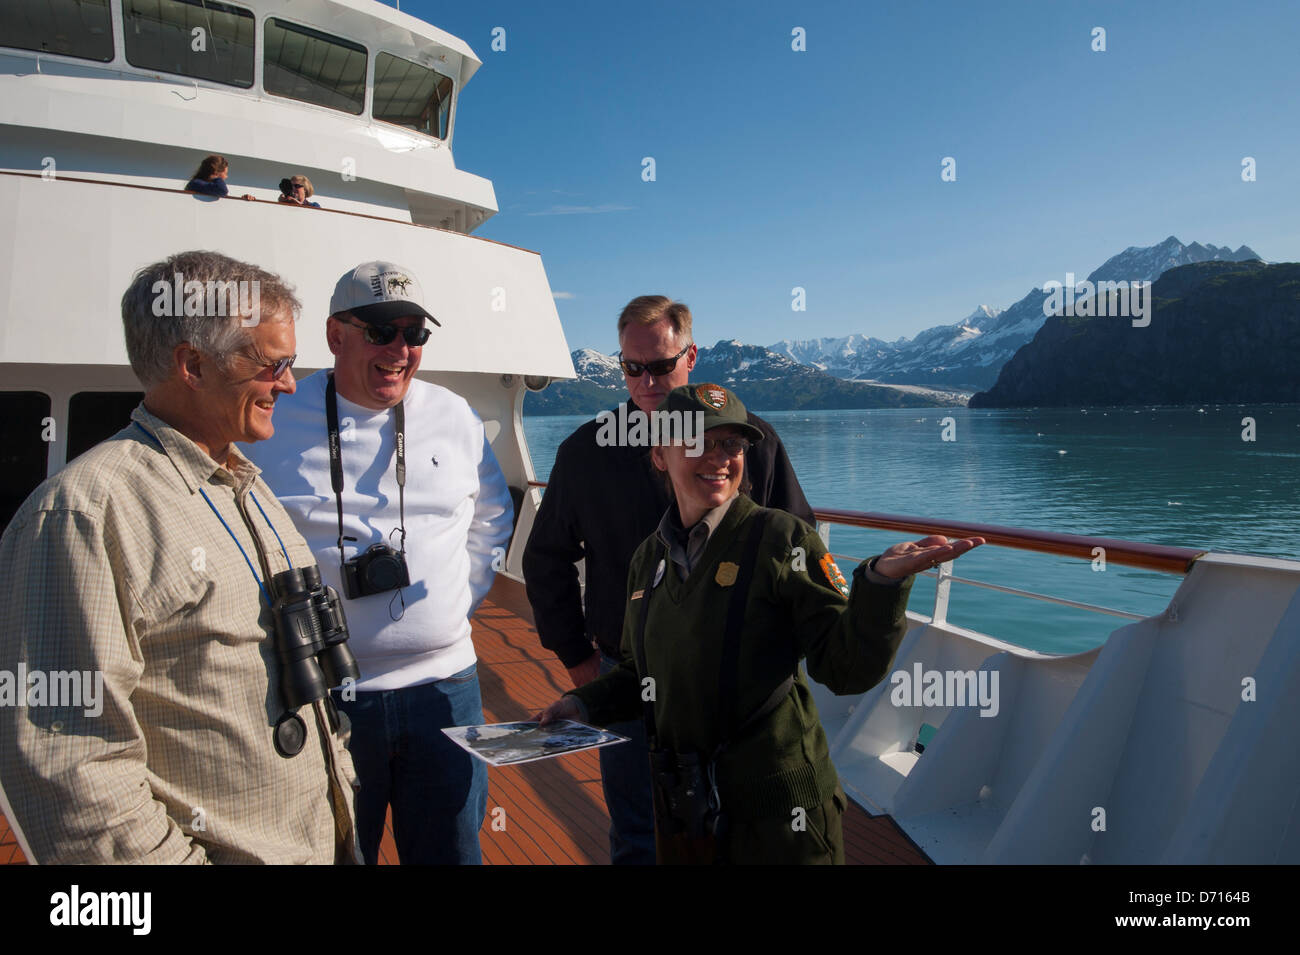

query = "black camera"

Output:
[[342, 543, 410, 599], [270, 565, 360, 710], [279, 177, 294, 197]]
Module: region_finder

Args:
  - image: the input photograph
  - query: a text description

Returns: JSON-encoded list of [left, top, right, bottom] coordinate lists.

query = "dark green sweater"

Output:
[[571, 494, 913, 820]]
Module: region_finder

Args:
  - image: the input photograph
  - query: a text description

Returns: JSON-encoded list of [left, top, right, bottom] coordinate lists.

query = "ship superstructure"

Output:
[[0, 0, 572, 536]]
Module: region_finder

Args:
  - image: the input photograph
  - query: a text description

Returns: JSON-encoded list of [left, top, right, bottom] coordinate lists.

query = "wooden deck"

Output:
[[0, 576, 930, 866]]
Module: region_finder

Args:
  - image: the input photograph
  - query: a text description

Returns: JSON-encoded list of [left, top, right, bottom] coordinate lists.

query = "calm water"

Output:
[[523, 406, 1300, 654]]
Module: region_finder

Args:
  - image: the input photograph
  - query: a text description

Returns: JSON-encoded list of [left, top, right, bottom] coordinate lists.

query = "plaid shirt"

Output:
[[0, 405, 360, 864]]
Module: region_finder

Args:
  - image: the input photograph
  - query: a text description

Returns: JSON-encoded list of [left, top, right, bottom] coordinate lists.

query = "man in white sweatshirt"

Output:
[[245, 260, 513, 864]]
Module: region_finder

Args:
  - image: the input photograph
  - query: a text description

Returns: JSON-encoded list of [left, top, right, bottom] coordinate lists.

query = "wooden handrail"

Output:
[[525, 481, 1204, 573]]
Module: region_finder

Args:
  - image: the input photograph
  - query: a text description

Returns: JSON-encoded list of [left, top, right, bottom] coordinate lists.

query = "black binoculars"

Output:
[[270, 565, 360, 710]]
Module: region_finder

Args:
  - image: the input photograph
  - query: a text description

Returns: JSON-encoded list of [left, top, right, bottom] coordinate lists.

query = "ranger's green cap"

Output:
[[655, 383, 765, 443]]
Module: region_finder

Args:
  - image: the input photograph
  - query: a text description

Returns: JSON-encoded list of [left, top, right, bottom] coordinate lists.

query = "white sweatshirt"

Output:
[[244, 370, 514, 690]]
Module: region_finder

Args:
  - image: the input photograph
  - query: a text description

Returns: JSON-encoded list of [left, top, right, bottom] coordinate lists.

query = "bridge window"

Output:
[[264, 17, 366, 114], [374, 52, 453, 139], [67, 392, 144, 463], [123, 0, 255, 88], [0, 393, 52, 533], [0, 0, 114, 62]]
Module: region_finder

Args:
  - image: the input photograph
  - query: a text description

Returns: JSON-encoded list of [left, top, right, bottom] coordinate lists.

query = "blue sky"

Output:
[[392, 0, 1300, 355]]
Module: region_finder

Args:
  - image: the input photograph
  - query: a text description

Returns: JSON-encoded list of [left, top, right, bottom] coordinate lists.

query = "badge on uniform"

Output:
[[715, 561, 739, 587], [819, 553, 850, 597]]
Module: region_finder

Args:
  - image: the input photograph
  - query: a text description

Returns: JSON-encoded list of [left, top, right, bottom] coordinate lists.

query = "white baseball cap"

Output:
[[328, 260, 441, 326]]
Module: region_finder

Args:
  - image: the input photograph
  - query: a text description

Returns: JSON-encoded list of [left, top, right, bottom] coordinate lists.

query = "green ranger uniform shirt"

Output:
[[571, 493, 914, 862]]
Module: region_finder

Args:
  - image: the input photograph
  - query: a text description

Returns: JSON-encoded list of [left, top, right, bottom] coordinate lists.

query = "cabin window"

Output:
[[0, 0, 114, 62], [122, 0, 255, 88], [374, 52, 453, 140], [264, 17, 366, 115], [67, 392, 144, 464], [0, 393, 52, 533]]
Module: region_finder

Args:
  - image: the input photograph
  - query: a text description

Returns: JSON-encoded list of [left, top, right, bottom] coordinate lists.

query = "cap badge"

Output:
[[386, 274, 413, 297], [695, 384, 728, 410]]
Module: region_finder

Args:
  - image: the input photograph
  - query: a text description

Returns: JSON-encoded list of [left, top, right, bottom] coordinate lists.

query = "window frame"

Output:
[[120, 0, 257, 90], [0, 0, 116, 63], [262, 15, 368, 117], [371, 50, 456, 141]]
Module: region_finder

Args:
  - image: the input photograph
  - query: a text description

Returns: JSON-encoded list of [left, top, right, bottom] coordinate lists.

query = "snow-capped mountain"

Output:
[[1086, 236, 1260, 285], [531, 237, 1267, 412], [693, 339, 808, 381], [768, 333, 899, 371], [524, 339, 968, 414], [769, 304, 1012, 389], [769, 237, 1262, 390], [569, 347, 623, 387]]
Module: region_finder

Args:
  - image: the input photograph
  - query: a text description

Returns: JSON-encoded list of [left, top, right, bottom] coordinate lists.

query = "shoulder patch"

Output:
[[819, 553, 850, 597]]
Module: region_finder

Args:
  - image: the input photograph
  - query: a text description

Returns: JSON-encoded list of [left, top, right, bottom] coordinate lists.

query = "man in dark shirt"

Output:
[[522, 295, 813, 864]]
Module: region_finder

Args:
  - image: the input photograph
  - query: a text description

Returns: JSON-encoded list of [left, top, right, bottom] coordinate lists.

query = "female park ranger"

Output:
[[539, 383, 983, 864]]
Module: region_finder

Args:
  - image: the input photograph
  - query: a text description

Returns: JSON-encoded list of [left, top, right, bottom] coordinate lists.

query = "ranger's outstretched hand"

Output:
[[874, 535, 985, 580]]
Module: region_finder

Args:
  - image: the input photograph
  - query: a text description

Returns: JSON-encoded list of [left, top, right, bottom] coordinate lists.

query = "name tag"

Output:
[[631, 589, 644, 601]]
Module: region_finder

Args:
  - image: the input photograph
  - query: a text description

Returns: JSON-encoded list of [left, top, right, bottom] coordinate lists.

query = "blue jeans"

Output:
[[598, 652, 657, 865], [334, 663, 488, 865]]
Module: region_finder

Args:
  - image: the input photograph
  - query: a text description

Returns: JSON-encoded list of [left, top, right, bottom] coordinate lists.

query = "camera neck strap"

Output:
[[325, 374, 407, 567]]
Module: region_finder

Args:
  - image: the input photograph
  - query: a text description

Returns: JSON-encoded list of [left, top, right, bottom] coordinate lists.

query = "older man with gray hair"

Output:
[[0, 250, 360, 864]]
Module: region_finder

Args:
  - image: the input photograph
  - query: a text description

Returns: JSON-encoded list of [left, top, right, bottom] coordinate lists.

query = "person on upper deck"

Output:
[[539, 383, 984, 864], [522, 295, 814, 865], [0, 250, 360, 863], [277, 174, 322, 209], [184, 154, 254, 201]]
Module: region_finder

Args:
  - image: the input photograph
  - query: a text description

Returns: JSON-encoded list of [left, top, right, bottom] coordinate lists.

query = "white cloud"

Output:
[[552, 291, 576, 300]]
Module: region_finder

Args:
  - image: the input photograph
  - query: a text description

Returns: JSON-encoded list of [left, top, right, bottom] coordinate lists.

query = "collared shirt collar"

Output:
[[130, 404, 260, 495], [655, 492, 738, 578]]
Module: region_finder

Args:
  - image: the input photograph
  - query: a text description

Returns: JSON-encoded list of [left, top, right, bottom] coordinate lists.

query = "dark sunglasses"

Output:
[[618, 342, 691, 377], [342, 317, 431, 347]]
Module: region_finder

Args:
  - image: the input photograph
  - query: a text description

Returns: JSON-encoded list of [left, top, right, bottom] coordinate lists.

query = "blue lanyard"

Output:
[[198, 488, 291, 603], [136, 421, 292, 603]]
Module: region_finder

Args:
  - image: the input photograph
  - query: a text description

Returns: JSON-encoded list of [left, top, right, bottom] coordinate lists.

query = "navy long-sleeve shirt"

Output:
[[185, 177, 228, 197]]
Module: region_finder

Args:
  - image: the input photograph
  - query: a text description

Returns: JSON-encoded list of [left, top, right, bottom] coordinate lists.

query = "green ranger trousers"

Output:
[[655, 787, 846, 865]]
